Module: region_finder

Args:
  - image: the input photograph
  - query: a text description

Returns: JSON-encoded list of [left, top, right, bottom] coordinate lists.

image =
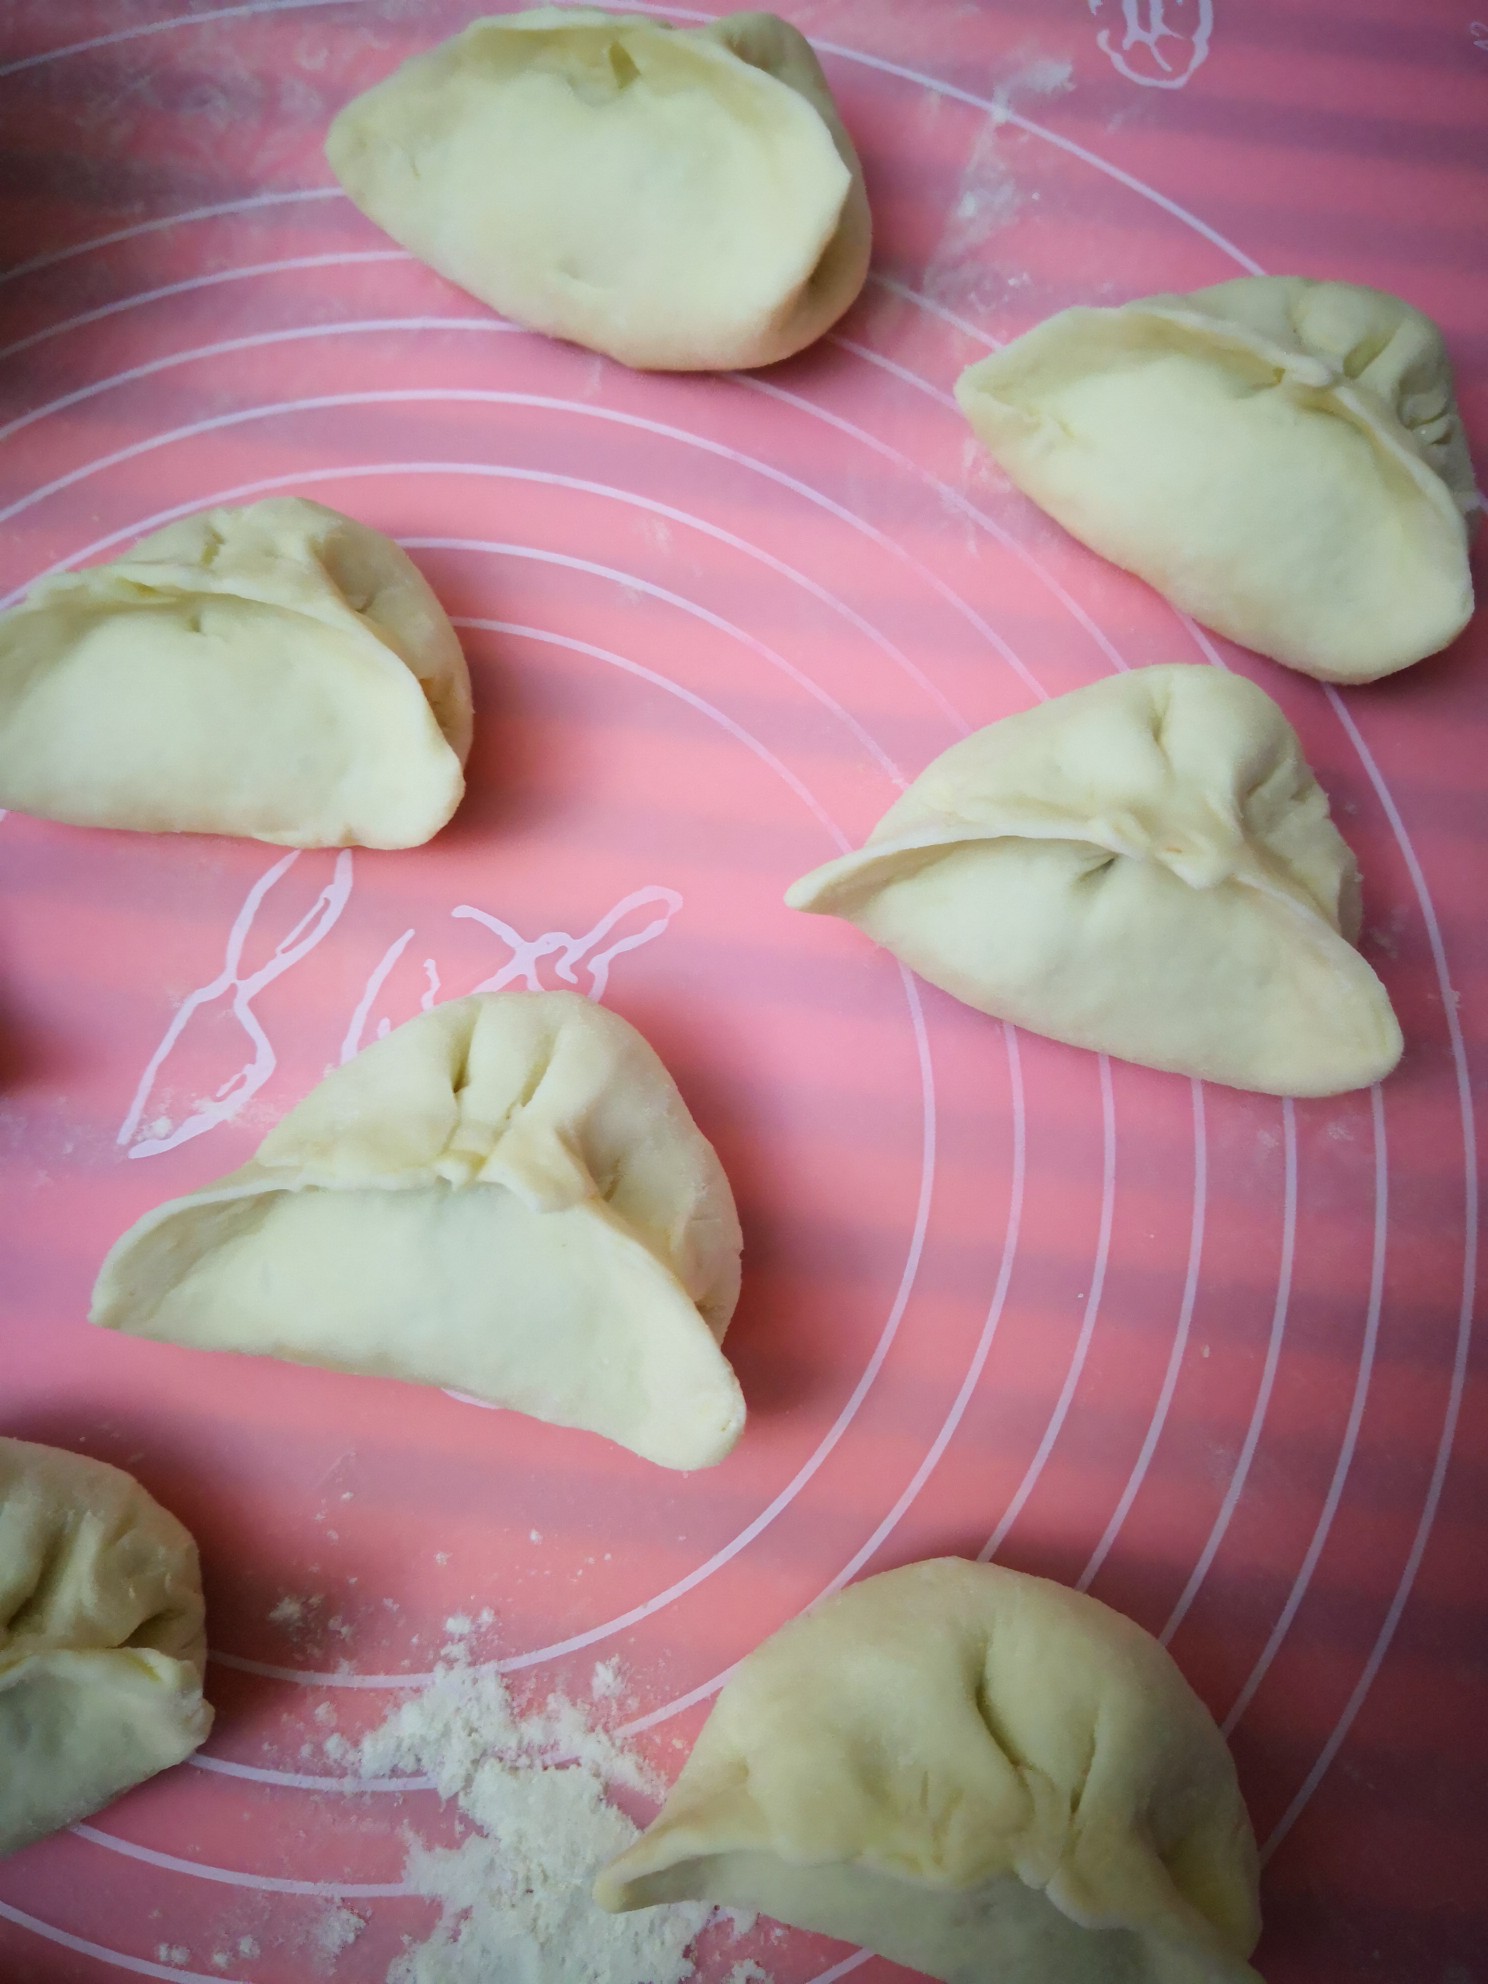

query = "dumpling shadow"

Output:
[[3, 1403, 252, 1575], [0, 967, 82, 1091], [0, 1401, 425, 1798], [422, 634, 550, 848], [606, 987, 808, 1424]]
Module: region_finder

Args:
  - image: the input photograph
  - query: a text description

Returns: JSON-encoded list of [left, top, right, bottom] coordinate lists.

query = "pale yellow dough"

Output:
[[0, 1438, 212, 1857], [957, 277, 1476, 682], [597, 1558, 1263, 1984], [326, 9, 870, 371], [786, 666, 1401, 1096], [91, 993, 746, 1471], [0, 497, 472, 847]]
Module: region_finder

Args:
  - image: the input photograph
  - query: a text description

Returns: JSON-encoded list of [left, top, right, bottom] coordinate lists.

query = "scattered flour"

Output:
[[727, 1965, 772, 1984], [156, 1949, 189, 1968], [237, 1940, 261, 1961], [314, 1906, 367, 1960], [269, 1595, 305, 1626], [990, 54, 1074, 118], [925, 51, 1074, 320], [356, 1662, 713, 1983], [590, 1658, 625, 1702]]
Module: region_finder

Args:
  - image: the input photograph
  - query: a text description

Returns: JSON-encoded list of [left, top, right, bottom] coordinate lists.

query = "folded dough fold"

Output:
[[91, 993, 746, 1470], [597, 1558, 1262, 1984], [0, 497, 471, 847], [326, 9, 870, 371], [786, 666, 1401, 1096], [956, 277, 1476, 682], [1, 1438, 212, 1857]]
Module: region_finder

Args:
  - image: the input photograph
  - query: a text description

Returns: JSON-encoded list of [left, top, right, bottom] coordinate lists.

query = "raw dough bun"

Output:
[[598, 1559, 1262, 1984], [326, 9, 870, 371], [91, 992, 746, 1471], [786, 665, 1401, 1096], [0, 1438, 212, 1857], [956, 277, 1476, 682], [0, 497, 472, 847]]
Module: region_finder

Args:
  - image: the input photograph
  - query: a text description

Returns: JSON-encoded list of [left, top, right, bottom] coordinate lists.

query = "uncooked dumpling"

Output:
[[0, 497, 472, 847], [91, 993, 745, 1470], [786, 665, 1401, 1096], [1, 1438, 212, 1857], [957, 277, 1476, 682], [326, 9, 870, 371], [597, 1558, 1262, 1984]]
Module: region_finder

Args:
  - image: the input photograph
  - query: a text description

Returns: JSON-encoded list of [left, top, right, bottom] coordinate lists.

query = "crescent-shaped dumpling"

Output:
[[326, 9, 871, 372], [90, 993, 746, 1471], [957, 277, 1476, 682], [597, 1558, 1262, 1984], [786, 666, 1401, 1096], [1, 1438, 212, 1857], [0, 497, 472, 848]]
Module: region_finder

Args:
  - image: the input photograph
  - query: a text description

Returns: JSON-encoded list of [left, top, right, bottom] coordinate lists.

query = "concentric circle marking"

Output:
[[1161, 1103, 1298, 1645], [0, 10, 1474, 1972], [1076, 1080, 1208, 1592]]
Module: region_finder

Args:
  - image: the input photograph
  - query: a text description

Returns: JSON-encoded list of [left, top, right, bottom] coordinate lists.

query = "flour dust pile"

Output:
[[355, 1660, 729, 1984]]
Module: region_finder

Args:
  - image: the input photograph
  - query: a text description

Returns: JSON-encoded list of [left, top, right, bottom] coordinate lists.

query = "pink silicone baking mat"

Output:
[[1, 2, 1485, 1979]]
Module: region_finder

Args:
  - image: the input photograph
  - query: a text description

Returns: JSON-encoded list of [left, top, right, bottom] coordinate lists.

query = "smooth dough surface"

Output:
[[0, 1438, 212, 1857], [597, 1558, 1262, 1984], [956, 277, 1476, 682], [326, 9, 870, 371], [0, 497, 472, 847], [91, 993, 745, 1471], [786, 666, 1401, 1096]]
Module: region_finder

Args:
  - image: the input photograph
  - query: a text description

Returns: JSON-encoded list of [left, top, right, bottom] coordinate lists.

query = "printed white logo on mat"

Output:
[[120, 861, 681, 1159], [118, 849, 354, 1160], [1092, 0, 1214, 88], [340, 886, 683, 1063]]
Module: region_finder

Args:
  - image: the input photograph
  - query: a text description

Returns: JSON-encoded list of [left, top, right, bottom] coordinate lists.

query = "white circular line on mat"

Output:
[[0, 0, 358, 79], [0, 196, 1207, 696], [211, 618, 939, 1690], [0, 300, 1119, 723], [0, 186, 341, 287], [1077, 1078, 1208, 1591], [0, 366, 1023, 712], [742, 369, 1133, 681], [0, 458, 947, 736], [1225, 1082, 1389, 1735], [812, 35, 1265, 275], [868, 272, 1002, 350], [831, 49, 1468, 1838], [1161, 1099, 1298, 1644], [0, 251, 411, 363], [598, 0, 1264, 272], [978, 1051, 1119, 1562], [1261, 697, 1476, 1857], [0, 1899, 250, 1984], [774, 1022, 1027, 1603], [0, 322, 519, 458], [466, 620, 853, 851], [188, 1753, 435, 1794], [408, 537, 905, 786], [622, 1026, 1028, 1740], [0, 0, 1264, 283], [3, 6, 1467, 1871], [807, 1956, 872, 1983], [68, 1823, 411, 1897], [831, 333, 961, 410]]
